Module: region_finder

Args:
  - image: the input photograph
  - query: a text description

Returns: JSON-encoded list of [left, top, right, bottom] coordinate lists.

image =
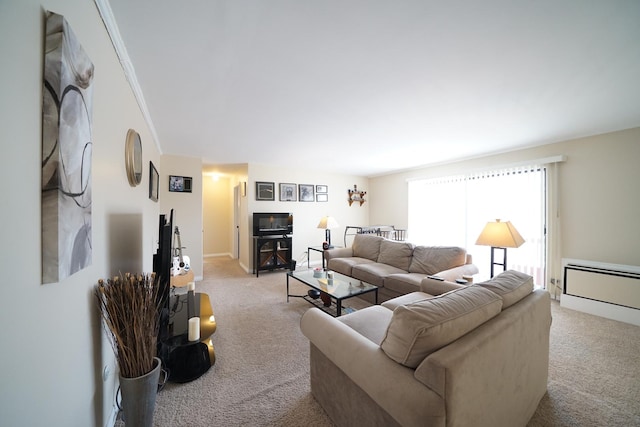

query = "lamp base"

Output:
[[325, 229, 332, 248], [489, 246, 508, 278]]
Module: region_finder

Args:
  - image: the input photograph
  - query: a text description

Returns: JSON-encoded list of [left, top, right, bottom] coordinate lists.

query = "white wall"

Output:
[[245, 164, 370, 271], [370, 127, 640, 278], [0, 1, 160, 426], [160, 155, 204, 280]]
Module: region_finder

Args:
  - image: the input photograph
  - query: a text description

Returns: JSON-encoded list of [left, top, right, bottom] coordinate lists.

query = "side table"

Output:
[[308, 245, 343, 269]]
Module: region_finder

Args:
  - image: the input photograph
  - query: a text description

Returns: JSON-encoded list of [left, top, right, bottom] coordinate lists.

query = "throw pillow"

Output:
[[408, 246, 467, 275], [380, 285, 502, 368]]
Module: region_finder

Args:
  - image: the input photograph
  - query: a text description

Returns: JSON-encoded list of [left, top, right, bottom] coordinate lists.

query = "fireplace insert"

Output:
[[252, 212, 293, 236]]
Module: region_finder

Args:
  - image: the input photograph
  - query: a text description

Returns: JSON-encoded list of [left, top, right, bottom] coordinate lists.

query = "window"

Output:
[[408, 165, 546, 284]]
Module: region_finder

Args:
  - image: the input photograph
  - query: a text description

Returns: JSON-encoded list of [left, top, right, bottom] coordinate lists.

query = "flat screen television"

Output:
[[154, 209, 173, 347], [252, 212, 293, 236]]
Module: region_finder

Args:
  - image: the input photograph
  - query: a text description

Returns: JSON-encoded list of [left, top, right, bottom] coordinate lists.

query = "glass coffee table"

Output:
[[286, 269, 378, 316]]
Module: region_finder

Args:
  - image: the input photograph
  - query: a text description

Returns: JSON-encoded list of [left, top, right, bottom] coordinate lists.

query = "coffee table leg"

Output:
[[286, 274, 289, 302], [337, 300, 342, 317]]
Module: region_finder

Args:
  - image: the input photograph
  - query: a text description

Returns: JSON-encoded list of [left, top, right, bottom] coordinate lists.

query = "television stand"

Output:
[[253, 235, 293, 277], [159, 291, 216, 383]]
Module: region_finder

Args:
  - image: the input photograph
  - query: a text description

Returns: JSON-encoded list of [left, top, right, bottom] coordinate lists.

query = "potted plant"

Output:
[[95, 273, 162, 427]]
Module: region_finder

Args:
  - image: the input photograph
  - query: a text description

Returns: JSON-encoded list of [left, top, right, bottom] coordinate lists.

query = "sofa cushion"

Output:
[[338, 305, 394, 346], [382, 292, 433, 311], [383, 273, 426, 295], [409, 246, 467, 275], [476, 270, 533, 309], [328, 257, 375, 277], [380, 285, 503, 368], [352, 233, 384, 261], [377, 240, 415, 271], [352, 263, 407, 287]]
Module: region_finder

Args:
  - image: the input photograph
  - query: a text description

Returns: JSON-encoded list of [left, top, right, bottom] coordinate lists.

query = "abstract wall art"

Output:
[[42, 12, 94, 284]]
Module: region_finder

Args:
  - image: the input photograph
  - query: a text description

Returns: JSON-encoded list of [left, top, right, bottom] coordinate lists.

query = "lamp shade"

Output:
[[475, 219, 525, 248], [317, 216, 339, 229]]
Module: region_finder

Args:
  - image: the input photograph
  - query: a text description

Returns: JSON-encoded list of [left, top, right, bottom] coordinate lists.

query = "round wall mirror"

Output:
[[125, 129, 143, 186]]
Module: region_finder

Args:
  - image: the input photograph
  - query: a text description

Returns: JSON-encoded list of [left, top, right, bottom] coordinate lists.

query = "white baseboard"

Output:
[[560, 294, 640, 326], [204, 252, 233, 258], [239, 261, 251, 273]]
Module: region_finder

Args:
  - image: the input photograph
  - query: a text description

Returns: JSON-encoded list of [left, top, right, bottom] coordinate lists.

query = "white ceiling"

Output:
[[106, 0, 640, 177]]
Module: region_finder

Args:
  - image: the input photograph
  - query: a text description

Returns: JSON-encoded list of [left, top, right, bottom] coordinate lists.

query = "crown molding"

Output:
[[94, 0, 162, 154]]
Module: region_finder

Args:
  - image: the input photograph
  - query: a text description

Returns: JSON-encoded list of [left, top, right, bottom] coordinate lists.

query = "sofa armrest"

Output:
[[324, 246, 353, 261], [420, 277, 465, 295], [465, 253, 474, 265], [434, 263, 479, 282], [413, 290, 551, 427], [300, 308, 444, 426]]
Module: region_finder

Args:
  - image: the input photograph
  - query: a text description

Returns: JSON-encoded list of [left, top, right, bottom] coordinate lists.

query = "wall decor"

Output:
[[256, 181, 275, 200], [125, 129, 143, 186], [149, 161, 159, 202], [316, 194, 328, 202], [41, 11, 94, 284], [348, 184, 367, 206], [316, 185, 328, 193], [299, 184, 315, 202], [169, 175, 192, 193], [279, 183, 297, 201]]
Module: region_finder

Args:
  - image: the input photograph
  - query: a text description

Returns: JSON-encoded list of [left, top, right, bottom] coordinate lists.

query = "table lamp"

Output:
[[317, 216, 339, 248], [475, 219, 525, 277]]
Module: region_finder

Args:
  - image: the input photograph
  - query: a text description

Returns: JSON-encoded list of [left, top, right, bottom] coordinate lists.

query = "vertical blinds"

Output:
[[408, 163, 547, 284]]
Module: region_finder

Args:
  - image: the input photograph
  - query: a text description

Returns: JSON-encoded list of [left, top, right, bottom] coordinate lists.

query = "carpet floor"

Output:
[[133, 257, 640, 426]]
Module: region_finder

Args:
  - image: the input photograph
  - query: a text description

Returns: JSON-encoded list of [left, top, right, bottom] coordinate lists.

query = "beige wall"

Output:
[[203, 175, 234, 257], [370, 127, 640, 278], [0, 1, 161, 426]]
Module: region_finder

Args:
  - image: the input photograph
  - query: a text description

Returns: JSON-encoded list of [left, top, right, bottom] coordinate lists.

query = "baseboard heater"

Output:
[[561, 259, 640, 326]]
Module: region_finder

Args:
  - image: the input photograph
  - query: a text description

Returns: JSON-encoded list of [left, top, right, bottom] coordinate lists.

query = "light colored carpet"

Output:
[[123, 257, 640, 426]]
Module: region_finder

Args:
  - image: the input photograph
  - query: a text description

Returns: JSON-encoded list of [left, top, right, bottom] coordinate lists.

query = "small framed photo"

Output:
[[299, 184, 314, 202], [316, 185, 328, 193], [169, 175, 192, 193], [279, 183, 297, 201], [149, 161, 159, 202], [316, 193, 328, 202], [256, 181, 275, 201]]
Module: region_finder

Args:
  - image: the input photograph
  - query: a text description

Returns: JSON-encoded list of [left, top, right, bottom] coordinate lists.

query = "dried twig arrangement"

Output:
[[95, 273, 161, 378]]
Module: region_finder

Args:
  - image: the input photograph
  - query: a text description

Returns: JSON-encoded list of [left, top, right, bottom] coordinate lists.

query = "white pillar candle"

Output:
[[187, 282, 195, 291], [188, 317, 200, 341]]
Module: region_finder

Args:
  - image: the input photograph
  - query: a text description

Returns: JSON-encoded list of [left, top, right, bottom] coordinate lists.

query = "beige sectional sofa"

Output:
[[325, 233, 479, 302], [300, 270, 552, 427]]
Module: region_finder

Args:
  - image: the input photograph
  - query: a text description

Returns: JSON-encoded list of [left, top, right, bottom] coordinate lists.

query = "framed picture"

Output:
[[299, 184, 314, 202], [316, 185, 328, 193], [149, 161, 159, 202], [279, 183, 297, 201], [41, 12, 94, 284], [256, 181, 275, 200], [169, 175, 192, 193], [316, 193, 328, 202]]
